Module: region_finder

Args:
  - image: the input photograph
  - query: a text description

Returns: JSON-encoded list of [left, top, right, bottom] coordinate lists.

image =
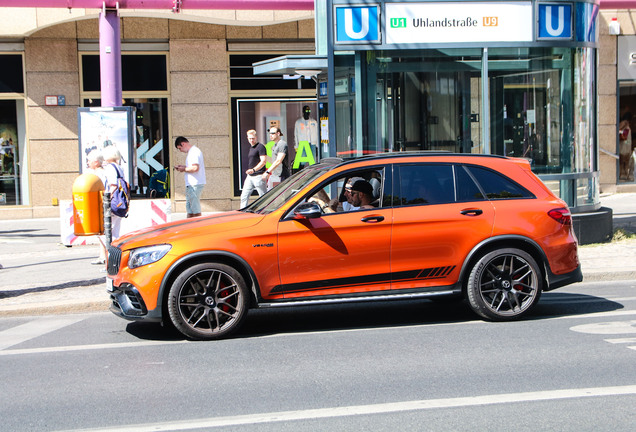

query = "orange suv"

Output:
[[107, 153, 582, 340]]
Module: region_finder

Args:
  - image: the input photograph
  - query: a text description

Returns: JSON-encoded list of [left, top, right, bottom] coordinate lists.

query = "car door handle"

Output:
[[361, 215, 385, 223], [460, 208, 483, 216]]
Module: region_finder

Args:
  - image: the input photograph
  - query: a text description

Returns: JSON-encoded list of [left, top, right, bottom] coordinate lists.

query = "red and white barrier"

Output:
[[60, 199, 171, 246]]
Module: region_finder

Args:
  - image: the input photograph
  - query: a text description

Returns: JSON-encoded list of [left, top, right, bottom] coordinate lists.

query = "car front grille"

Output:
[[107, 245, 122, 275]]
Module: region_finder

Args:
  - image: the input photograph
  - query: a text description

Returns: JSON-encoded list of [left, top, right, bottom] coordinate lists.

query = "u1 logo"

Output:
[[390, 18, 407, 29]]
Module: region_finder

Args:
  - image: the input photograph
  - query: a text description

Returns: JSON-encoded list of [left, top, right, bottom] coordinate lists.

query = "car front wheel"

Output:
[[168, 263, 248, 340], [466, 248, 542, 321]]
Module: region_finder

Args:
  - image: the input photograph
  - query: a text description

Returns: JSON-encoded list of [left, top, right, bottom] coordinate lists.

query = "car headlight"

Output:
[[128, 245, 172, 269]]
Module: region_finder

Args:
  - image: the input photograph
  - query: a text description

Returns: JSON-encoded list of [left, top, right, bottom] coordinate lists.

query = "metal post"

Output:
[[99, 7, 122, 107], [103, 191, 112, 247], [482, 47, 490, 154]]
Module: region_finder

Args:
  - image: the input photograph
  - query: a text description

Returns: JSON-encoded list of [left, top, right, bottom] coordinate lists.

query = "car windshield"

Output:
[[244, 162, 334, 214]]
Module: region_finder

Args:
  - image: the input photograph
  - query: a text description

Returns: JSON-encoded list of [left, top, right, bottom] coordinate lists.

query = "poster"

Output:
[[77, 107, 135, 183]]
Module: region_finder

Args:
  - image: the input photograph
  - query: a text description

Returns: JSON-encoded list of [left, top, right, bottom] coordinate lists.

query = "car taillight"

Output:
[[548, 208, 572, 225]]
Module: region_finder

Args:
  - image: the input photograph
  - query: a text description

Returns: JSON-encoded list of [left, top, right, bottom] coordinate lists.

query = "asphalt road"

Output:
[[1, 280, 635, 432]]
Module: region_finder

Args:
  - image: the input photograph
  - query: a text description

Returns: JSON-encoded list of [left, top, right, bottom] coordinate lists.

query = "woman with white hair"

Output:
[[85, 149, 105, 185], [86, 149, 107, 265], [103, 146, 125, 241]]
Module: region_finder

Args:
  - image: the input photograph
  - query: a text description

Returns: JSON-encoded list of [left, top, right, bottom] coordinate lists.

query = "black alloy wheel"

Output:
[[168, 263, 248, 340], [466, 248, 542, 320]]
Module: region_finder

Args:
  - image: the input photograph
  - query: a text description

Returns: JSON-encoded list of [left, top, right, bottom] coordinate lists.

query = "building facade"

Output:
[[0, 6, 316, 218], [1, 2, 634, 222]]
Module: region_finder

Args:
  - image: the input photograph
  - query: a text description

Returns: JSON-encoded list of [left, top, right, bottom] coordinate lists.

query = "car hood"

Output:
[[113, 211, 265, 251]]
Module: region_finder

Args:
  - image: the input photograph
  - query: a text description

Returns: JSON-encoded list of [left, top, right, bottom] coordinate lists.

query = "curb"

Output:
[[0, 299, 111, 317], [579, 271, 636, 283]]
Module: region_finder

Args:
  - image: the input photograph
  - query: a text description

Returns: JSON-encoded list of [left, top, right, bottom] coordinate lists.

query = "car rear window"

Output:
[[465, 165, 533, 199]]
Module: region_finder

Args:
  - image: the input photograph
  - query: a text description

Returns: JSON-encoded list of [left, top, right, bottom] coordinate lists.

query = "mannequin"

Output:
[[294, 105, 319, 160]]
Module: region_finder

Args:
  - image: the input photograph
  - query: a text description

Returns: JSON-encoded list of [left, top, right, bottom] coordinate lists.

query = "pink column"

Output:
[[99, 9, 122, 107]]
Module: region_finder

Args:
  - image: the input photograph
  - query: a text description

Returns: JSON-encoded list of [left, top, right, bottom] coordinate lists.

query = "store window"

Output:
[[232, 98, 319, 195], [80, 53, 169, 198], [488, 47, 595, 176], [0, 54, 27, 206], [618, 82, 636, 183], [489, 47, 597, 206]]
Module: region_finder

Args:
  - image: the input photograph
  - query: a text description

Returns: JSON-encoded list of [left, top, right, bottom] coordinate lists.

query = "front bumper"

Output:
[[107, 244, 163, 322], [108, 281, 162, 322]]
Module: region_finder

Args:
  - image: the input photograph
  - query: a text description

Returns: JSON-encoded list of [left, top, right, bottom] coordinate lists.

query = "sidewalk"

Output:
[[1, 195, 636, 317]]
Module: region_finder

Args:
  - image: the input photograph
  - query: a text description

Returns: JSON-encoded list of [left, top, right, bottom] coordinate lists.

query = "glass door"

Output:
[[0, 99, 26, 206], [371, 50, 483, 155]]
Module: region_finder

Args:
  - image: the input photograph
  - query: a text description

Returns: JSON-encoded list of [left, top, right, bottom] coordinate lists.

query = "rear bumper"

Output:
[[545, 264, 583, 291]]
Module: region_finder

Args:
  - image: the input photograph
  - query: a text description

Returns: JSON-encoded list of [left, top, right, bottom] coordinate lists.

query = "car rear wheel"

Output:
[[168, 263, 248, 340], [466, 248, 542, 321]]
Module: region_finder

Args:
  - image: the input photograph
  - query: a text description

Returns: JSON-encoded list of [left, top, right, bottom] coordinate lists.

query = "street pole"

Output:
[[103, 191, 112, 247]]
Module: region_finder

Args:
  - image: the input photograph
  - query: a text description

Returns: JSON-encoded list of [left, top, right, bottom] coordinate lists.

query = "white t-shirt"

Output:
[[185, 145, 206, 186], [104, 163, 123, 193]]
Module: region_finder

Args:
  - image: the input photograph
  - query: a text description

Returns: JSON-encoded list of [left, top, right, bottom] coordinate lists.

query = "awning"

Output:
[[252, 55, 327, 77]]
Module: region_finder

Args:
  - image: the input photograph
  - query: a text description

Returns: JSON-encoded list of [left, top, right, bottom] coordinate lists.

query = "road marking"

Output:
[[0, 340, 190, 356], [0, 316, 86, 350], [543, 296, 636, 304], [554, 309, 636, 320], [54, 385, 636, 432], [605, 337, 636, 344], [571, 320, 636, 335]]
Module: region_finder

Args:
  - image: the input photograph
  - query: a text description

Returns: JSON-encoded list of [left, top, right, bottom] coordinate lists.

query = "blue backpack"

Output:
[[110, 163, 130, 218]]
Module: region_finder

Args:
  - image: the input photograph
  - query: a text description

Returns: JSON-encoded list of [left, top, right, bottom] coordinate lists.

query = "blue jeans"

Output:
[[186, 184, 204, 214]]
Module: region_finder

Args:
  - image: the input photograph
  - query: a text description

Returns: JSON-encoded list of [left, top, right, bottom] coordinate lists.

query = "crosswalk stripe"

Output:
[[0, 316, 86, 350], [0, 340, 190, 356]]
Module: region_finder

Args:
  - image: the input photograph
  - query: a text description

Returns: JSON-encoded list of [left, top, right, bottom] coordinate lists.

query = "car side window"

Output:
[[465, 165, 533, 199], [396, 164, 455, 206], [456, 165, 486, 202], [305, 167, 386, 214]]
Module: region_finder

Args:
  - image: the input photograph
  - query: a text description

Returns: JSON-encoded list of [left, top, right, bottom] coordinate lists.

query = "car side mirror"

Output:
[[293, 202, 322, 219]]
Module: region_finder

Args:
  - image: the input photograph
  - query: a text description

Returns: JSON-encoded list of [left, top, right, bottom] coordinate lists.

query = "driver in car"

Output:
[[349, 180, 375, 210]]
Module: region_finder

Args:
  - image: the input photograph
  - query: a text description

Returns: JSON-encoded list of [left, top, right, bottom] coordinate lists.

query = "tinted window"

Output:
[[0, 54, 24, 93], [82, 55, 167, 92], [396, 164, 455, 206], [456, 165, 486, 202], [230, 54, 316, 91], [465, 165, 532, 199]]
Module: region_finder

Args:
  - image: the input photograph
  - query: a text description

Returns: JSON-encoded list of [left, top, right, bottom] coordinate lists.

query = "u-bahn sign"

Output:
[[384, 2, 533, 44]]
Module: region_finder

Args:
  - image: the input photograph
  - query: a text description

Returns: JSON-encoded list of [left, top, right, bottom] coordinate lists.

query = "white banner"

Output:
[[386, 2, 533, 44]]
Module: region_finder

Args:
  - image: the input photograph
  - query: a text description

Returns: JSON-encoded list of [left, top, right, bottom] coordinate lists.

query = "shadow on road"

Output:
[[0, 228, 59, 239], [123, 291, 624, 341]]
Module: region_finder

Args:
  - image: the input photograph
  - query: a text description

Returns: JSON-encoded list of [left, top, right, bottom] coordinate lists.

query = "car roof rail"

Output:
[[328, 151, 508, 166]]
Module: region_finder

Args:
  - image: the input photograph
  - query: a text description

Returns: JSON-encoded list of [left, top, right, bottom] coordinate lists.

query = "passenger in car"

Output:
[[350, 180, 375, 209], [341, 176, 365, 212]]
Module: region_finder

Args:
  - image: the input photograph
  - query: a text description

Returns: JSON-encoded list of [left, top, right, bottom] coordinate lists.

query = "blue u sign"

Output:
[[335, 6, 380, 43], [538, 3, 572, 39]]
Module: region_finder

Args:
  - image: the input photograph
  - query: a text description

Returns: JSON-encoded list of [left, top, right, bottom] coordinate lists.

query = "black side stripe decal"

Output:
[[274, 265, 457, 294]]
